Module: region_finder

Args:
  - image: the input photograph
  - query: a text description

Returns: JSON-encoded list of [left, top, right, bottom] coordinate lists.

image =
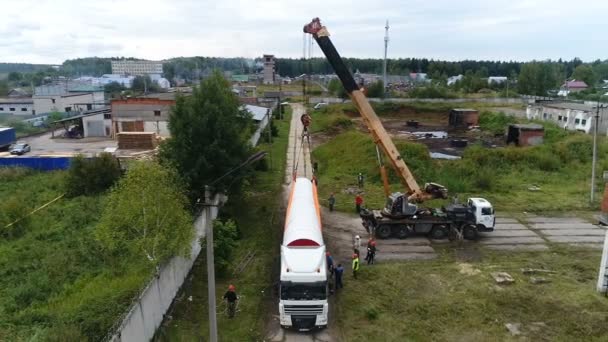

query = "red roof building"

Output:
[[562, 80, 589, 93]]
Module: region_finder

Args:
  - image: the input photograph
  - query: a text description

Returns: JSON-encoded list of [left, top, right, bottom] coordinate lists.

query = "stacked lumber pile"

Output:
[[117, 132, 157, 150]]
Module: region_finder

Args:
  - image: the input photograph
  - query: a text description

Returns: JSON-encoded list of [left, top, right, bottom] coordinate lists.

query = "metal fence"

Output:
[[0, 157, 72, 170]]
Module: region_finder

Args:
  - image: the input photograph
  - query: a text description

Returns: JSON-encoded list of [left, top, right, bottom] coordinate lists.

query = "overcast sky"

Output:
[[1, 0, 606, 64]]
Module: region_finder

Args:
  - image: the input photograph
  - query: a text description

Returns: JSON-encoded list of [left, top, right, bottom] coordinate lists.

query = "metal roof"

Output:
[[242, 104, 269, 121], [510, 123, 544, 130], [0, 98, 34, 104], [563, 80, 588, 88], [543, 102, 593, 111], [51, 107, 111, 124]]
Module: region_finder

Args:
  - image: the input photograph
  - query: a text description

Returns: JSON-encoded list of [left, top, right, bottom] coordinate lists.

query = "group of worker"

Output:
[[325, 235, 377, 292]]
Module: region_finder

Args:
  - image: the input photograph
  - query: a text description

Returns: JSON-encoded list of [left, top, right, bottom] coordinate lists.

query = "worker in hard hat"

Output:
[[352, 253, 360, 279], [223, 284, 238, 318], [353, 235, 361, 256]]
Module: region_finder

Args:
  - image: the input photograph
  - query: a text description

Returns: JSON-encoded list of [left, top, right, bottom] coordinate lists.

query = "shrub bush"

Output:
[[478, 111, 517, 135], [203, 219, 239, 276], [365, 306, 379, 321], [65, 153, 121, 197]]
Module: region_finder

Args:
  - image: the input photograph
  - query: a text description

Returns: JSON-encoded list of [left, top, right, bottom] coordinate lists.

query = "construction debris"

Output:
[[117, 132, 158, 150], [505, 323, 522, 336], [491, 272, 515, 285], [521, 268, 555, 275], [458, 263, 481, 276], [530, 277, 551, 284]]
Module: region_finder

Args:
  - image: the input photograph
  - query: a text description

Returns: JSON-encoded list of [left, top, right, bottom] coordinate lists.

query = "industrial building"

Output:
[[33, 83, 105, 115], [110, 96, 174, 137], [526, 101, 606, 134], [263, 55, 276, 85], [0, 98, 35, 115]]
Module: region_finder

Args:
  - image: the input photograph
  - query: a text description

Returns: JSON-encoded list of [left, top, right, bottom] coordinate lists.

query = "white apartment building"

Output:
[[111, 60, 164, 75]]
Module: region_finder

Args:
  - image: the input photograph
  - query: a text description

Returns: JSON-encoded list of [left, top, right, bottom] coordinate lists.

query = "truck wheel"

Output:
[[376, 225, 391, 239], [430, 224, 448, 240], [463, 224, 478, 240], [395, 225, 409, 239]]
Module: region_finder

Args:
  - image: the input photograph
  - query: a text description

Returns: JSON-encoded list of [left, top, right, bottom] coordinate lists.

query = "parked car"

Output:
[[9, 143, 31, 155], [313, 102, 328, 110]]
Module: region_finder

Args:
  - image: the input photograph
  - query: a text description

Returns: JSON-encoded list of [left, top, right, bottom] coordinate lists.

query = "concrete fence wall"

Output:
[[308, 97, 524, 105], [250, 114, 270, 146], [108, 194, 224, 342], [597, 230, 608, 293]]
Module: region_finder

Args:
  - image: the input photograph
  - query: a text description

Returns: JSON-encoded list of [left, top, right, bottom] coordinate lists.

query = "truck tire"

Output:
[[395, 225, 410, 239], [376, 224, 392, 239], [463, 224, 478, 240], [430, 224, 448, 240]]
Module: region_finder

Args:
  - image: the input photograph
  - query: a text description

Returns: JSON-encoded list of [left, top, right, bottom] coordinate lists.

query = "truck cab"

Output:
[[279, 246, 328, 331], [466, 197, 495, 231]]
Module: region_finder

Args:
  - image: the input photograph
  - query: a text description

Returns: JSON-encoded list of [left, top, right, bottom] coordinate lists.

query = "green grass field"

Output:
[[154, 111, 291, 341], [310, 103, 607, 213], [335, 246, 608, 341], [0, 169, 153, 341]]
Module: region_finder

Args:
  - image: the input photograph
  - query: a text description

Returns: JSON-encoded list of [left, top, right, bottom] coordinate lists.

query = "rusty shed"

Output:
[[449, 109, 479, 128], [506, 124, 544, 146]]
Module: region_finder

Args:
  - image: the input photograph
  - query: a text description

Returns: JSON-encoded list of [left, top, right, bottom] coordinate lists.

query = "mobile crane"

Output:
[[303, 18, 495, 240]]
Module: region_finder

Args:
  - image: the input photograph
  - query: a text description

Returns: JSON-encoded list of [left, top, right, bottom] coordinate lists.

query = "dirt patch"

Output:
[[454, 247, 484, 262], [458, 263, 482, 276]]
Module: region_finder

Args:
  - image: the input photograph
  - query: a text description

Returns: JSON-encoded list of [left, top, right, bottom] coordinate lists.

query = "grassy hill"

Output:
[[0, 169, 153, 341], [311, 103, 606, 212]]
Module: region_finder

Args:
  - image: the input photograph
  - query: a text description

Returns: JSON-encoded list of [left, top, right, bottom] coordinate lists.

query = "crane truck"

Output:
[[303, 18, 495, 240]]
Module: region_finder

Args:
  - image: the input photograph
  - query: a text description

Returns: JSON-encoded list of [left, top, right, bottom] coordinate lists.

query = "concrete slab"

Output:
[[480, 230, 539, 237], [479, 236, 546, 245], [486, 244, 549, 251], [371, 237, 431, 246], [495, 223, 529, 230], [526, 217, 589, 224], [545, 235, 606, 243], [539, 229, 606, 236], [531, 223, 600, 230], [567, 243, 604, 250], [495, 217, 519, 224], [375, 253, 437, 261], [377, 245, 435, 253]]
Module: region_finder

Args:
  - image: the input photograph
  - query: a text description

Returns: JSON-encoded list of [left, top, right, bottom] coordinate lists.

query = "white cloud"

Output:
[[0, 0, 606, 64]]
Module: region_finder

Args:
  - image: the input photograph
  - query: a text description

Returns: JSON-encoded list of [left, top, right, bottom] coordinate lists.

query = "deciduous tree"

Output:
[[160, 70, 253, 202], [96, 161, 193, 265], [571, 65, 596, 87]]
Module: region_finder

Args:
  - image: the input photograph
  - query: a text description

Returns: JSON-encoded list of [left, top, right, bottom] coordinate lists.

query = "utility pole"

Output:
[[203, 186, 218, 342], [592, 102, 607, 203], [267, 108, 273, 170], [383, 20, 389, 96]]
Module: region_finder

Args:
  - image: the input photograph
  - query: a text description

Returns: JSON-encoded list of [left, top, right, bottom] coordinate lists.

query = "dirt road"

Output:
[[285, 103, 313, 184], [266, 103, 334, 342]]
